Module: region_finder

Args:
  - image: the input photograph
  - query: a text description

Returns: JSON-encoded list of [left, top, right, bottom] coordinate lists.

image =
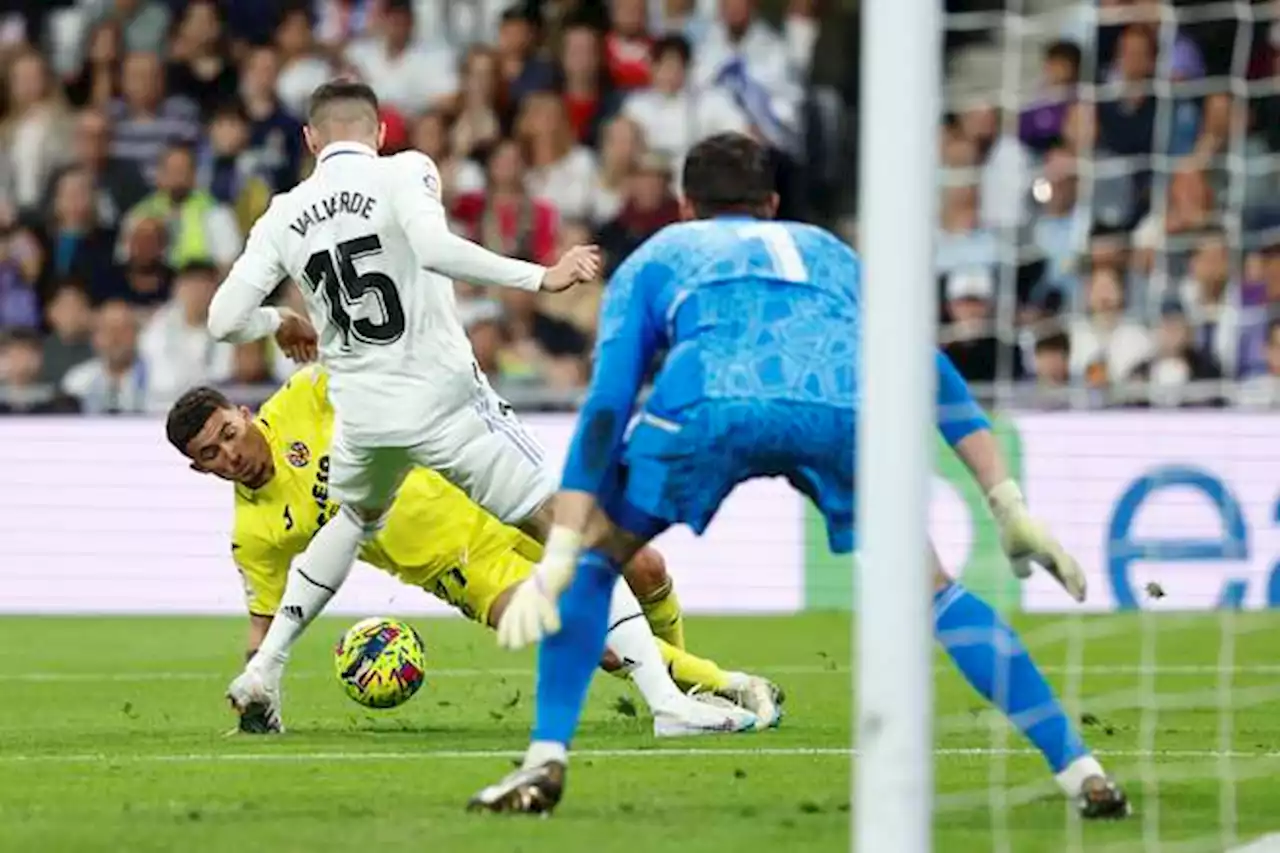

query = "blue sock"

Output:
[[531, 550, 620, 746], [934, 582, 1087, 773]]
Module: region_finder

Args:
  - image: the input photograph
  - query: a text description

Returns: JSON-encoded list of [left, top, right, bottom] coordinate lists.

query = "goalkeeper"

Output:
[[471, 132, 1129, 819]]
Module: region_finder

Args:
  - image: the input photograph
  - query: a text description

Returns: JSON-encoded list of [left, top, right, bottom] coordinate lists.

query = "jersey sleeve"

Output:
[[560, 235, 668, 496], [207, 199, 286, 343], [935, 349, 992, 446], [386, 152, 545, 291], [230, 528, 290, 617]]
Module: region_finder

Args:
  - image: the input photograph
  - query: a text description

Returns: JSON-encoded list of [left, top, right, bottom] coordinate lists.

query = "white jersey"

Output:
[[208, 141, 546, 446]]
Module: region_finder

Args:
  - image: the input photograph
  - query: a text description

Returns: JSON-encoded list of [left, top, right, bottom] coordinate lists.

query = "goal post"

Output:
[[853, 0, 942, 850]]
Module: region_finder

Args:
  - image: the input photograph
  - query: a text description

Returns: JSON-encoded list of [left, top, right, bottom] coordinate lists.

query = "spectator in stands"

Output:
[[139, 260, 233, 410], [1130, 305, 1224, 408], [590, 115, 644, 226], [1235, 318, 1280, 408], [65, 21, 123, 108], [519, 91, 601, 224], [227, 340, 272, 386], [101, 216, 171, 307], [1069, 265, 1153, 386], [961, 101, 1031, 230], [39, 282, 94, 384], [935, 185, 996, 275], [0, 329, 80, 414], [0, 201, 41, 331], [413, 111, 484, 203], [1236, 244, 1280, 378], [1178, 231, 1240, 375], [238, 46, 304, 193], [622, 34, 746, 164], [273, 7, 332, 121], [940, 267, 1025, 383], [43, 108, 147, 233], [653, 0, 712, 47], [497, 284, 590, 391], [121, 144, 242, 272], [199, 102, 272, 237], [61, 299, 151, 414], [166, 0, 239, 118], [314, 0, 381, 49], [1, 49, 73, 216], [1098, 26, 1157, 157], [36, 168, 117, 303], [344, 0, 459, 117], [597, 151, 680, 274], [1132, 165, 1216, 282], [558, 20, 622, 148], [938, 129, 979, 188], [1060, 101, 1135, 230], [461, 298, 512, 388], [452, 138, 558, 264], [1031, 146, 1087, 307], [1031, 329, 1071, 392], [692, 0, 802, 157], [451, 46, 506, 160], [495, 7, 556, 106], [83, 0, 170, 55], [1020, 40, 1082, 154], [109, 51, 201, 185], [606, 0, 653, 91]]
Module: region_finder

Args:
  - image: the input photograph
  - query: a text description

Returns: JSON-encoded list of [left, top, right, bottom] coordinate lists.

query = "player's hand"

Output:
[[988, 480, 1086, 603], [275, 307, 318, 364], [495, 576, 563, 650], [542, 245, 601, 293]]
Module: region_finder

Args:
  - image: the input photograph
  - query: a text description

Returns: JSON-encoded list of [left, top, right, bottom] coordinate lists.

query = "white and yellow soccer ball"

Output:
[[334, 617, 427, 709]]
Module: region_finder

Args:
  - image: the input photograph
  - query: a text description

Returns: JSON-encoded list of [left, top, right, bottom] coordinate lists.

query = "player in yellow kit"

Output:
[[166, 367, 782, 735]]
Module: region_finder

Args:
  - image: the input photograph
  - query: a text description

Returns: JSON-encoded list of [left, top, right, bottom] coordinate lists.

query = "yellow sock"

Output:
[[655, 637, 733, 693], [637, 577, 685, 649]]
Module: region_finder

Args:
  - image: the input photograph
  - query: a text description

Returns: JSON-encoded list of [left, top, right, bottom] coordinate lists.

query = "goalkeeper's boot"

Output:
[[718, 675, 785, 729], [226, 667, 284, 734], [467, 761, 565, 815], [653, 690, 759, 737], [1078, 776, 1131, 820]]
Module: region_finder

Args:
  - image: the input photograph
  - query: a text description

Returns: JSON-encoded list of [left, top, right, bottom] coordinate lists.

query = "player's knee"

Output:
[[623, 547, 670, 599]]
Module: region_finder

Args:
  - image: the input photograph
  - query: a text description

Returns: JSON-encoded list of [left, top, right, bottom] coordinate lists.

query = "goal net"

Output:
[[917, 0, 1280, 850]]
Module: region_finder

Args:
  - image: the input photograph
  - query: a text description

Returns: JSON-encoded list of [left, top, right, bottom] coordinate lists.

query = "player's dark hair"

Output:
[[307, 80, 380, 125], [681, 132, 774, 219], [166, 386, 234, 455], [651, 34, 691, 66]]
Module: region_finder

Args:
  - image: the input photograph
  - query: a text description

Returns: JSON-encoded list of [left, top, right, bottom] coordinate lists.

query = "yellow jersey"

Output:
[[231, 367, 542, 624]]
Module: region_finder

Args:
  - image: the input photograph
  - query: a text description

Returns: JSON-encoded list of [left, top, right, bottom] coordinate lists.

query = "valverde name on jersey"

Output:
[[287, 191, 379, 239]]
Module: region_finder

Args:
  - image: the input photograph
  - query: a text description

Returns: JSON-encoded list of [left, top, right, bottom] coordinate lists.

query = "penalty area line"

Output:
[[1, 747, 1279, 764]]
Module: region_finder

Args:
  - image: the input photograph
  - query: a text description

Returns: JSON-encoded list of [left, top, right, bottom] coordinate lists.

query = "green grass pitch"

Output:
[[1, 612, 1278, 852]]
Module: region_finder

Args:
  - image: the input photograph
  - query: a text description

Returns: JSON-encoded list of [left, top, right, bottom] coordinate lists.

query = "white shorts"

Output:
[[327, 383, 556, 524]]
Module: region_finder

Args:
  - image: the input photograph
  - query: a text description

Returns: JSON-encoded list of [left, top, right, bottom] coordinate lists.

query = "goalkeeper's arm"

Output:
[[935, 351, 1087, 602]]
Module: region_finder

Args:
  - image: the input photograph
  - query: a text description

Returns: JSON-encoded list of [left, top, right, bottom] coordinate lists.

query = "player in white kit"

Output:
[[205, 81, 766, 736]]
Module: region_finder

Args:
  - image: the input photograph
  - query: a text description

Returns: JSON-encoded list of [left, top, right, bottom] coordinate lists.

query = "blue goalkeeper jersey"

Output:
[[561, 216, 861, 496]]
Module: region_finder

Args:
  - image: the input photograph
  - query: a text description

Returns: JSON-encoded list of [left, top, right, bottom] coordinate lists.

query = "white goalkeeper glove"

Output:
[[987, 480, 1087, 603], [496, 526, 581, 650]]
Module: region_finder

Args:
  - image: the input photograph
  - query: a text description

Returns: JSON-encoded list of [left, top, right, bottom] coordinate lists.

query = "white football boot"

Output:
[[652, 690, 758, 738], [226, 664, 284, 734], [718, 674, 784, 729]]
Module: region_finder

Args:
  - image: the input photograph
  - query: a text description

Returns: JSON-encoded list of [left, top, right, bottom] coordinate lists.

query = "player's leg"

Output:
[[230, 439, 407, 721], [929, 544, 1129, 818], [621, 547, 685, 649]]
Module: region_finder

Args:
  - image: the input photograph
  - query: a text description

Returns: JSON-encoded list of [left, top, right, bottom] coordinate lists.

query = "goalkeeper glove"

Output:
[[987, 480, 1087, 603], [496, 526, 581, 650]]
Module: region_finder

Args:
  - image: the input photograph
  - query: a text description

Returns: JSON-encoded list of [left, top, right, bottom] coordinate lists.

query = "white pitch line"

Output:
[[4, 663, 1280, 683], [1, 747, 1279, 765]]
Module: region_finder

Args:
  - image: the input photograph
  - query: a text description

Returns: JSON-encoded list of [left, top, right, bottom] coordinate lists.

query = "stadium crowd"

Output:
[[0, 0, 1278, 415]]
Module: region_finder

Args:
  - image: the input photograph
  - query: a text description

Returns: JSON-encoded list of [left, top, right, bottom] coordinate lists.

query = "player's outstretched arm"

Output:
[[937, 351, 1087, 602], [496, 244, 665, 650], [389, 152, 599, 292]]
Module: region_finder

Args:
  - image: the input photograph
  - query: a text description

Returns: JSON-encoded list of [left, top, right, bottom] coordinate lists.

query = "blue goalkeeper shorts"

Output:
[[601, 398, 855, 553]]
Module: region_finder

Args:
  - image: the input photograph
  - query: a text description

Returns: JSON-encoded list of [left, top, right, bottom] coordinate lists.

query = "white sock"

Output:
[[255, 507, 366, 671], [524, 740, 567, 769], [1055, 754, 1106, 797], [605, 580, 686, 714]]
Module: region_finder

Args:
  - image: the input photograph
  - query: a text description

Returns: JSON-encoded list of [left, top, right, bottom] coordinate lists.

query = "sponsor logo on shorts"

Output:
[[287, 441, 311, 468]]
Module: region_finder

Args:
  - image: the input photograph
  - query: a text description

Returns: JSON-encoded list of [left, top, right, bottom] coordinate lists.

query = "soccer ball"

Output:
[[334, 617, 427, 709]]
